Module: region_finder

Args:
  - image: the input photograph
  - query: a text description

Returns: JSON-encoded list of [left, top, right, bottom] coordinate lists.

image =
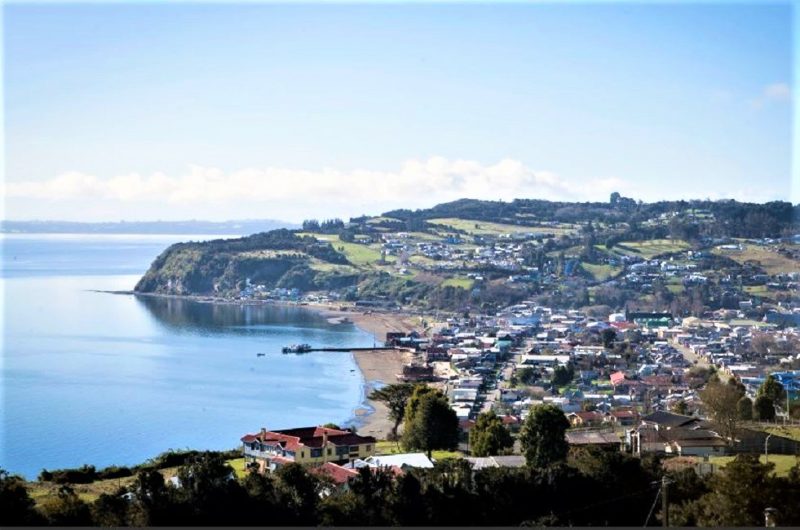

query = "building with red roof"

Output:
[[241, 425, 377, 473]]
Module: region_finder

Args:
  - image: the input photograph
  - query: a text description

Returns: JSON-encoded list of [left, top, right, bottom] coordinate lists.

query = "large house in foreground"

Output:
[[241, 426, 377, 473]]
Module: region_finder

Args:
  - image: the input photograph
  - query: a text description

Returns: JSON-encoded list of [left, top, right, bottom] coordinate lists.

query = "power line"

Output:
[[643, 484, 663, 527]]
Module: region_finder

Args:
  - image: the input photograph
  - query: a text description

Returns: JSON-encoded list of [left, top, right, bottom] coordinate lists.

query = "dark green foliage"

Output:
[[758, 375, 787, 406], [551, 363, 575, 386], [753, 395, 776, 421], [0, 469, 43, 525], [469, 410, 514, 457], [737, 396, 754, 420], [520, 404, 570, 468], [513, 366, 538, 386], [135, 229, 349, 295], [401, 388, 459, 456], [9, 448, 800, 526], [368, 383, 417, 437]]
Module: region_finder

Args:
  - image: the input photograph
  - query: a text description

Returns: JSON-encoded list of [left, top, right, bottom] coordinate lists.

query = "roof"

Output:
[[363, 453, 434, 469], [566, 431, 621, 446], [241, 426, 376, 452], [568, 411, 604, 422], [610, 371, 626, 386], [312, 462, 359, 485], [641, 411, 699, 429], [465, 455, 527, 470]]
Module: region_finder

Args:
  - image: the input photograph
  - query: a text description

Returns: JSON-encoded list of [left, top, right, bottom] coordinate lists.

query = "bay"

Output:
[[0, 234, 374, 479]]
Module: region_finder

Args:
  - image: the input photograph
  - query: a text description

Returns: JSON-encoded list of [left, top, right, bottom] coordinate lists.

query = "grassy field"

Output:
[[441, 277, 474, 289], [429, 218, 573, 237], [308, 258, 360, 274], [709, 454, 799, 476], [375, 440, 461, 460], [580, 263, 623, 282], [330, 241, 387, 267], [608, 239, 690, 259], [763, 426, 800, 442], [26, 458, 250, 507], [712, 244, 799, 275]]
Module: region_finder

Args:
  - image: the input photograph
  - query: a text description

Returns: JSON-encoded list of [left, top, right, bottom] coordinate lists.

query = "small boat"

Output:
[[256, 353, 266, 357], [281, 343, 312, 354]]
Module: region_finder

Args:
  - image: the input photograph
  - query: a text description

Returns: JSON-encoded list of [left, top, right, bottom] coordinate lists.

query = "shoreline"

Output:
[[106, 290, 422, 440]]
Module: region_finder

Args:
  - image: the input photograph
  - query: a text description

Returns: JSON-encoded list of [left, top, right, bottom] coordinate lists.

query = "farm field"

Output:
[[429, 218, 574, 236], [712, 244, 799, 275], [441, 277, 474, 289], [580, 263, 623, 282], [608, 239, 690, 259]]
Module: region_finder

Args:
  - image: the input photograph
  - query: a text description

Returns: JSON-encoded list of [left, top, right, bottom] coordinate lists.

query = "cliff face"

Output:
[[134, 229, 356, 296]]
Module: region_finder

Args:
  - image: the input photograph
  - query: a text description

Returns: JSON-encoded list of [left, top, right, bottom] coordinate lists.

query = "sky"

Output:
[[1, 1, 794, 223]]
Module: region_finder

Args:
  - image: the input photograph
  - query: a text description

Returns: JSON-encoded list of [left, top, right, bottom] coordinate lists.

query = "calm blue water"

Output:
[[1, 234, 374, 479]]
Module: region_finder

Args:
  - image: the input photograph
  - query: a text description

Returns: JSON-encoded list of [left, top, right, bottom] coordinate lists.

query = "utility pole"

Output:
[[662, 476, 670, 528]]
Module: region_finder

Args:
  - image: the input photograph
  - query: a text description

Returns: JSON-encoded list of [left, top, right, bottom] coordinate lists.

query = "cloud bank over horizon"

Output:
[[4, 156, 793, 223], [4, 157, 630, 222]]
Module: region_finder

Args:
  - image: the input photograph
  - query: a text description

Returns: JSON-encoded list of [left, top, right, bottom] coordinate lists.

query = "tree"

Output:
[[368, 383, 417, 438], [670, 400, 689, 415], [737, 396, 753, 421], [519, 404, 569, 468], [758, 375, 786, 407], [401, 388, 459, 457], [469, 411, 514, 457], [551, 363, 574, 387], [700, 378, 744, 442], [601, 328, 617, 348], [513, 367, 537, 386], [753, 395, 776, 421], [0, 469, 42, 526], [693, 455, 778, 526]]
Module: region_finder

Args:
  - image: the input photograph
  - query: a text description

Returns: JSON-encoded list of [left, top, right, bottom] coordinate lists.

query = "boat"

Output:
[[281, 343, 312, 354], [256, 353, 266, 357]]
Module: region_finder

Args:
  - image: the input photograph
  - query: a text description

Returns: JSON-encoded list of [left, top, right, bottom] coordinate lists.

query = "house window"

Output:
[[366, 445, 372, 452], [327, 448, 332, 456], [300, 451, 304, 458], [349, 445, 360, 452], [310, 448, 322, 458]]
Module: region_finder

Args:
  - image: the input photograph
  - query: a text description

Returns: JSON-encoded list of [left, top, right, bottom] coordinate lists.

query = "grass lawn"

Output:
[[331, 240, 387, 267], [763, 426, 800, 443], [375, 440, 461, 461], [709, 454, 799, 476], [429, 218, 574, 237], [442, 277, 474, 289], [580, 263, 622, 282], [226, 457, 249, 479], [308, 258, 360, 274], [712, 244, 800, 275]]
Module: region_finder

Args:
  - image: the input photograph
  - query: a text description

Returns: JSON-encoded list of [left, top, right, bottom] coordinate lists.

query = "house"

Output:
[[241, 426, 377, 473], [605, 409, 639, 426], [566, 411, 605, 427]]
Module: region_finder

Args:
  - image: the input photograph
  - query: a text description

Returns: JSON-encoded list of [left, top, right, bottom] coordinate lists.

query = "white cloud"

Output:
[[3, 157, 630, 221], [751, 82, 792, 109]]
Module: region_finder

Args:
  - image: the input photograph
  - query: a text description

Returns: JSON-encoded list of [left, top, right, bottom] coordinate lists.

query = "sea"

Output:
[[0, 233, 376, 479]]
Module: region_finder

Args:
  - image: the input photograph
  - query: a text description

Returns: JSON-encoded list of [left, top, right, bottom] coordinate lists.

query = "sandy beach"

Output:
[[303, 304, 421, 440]]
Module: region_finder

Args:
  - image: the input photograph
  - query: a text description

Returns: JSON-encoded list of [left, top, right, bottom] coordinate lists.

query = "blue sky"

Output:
[[2, 1, 794, 222]]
